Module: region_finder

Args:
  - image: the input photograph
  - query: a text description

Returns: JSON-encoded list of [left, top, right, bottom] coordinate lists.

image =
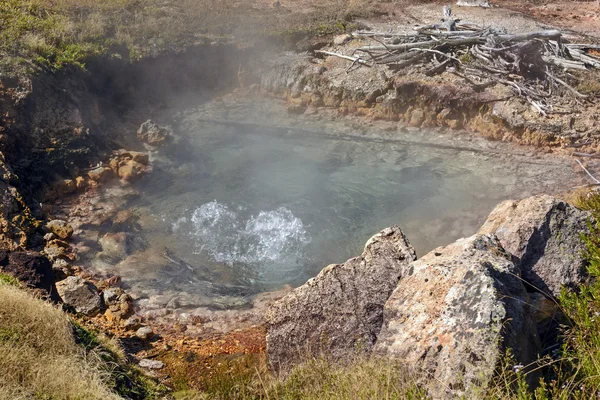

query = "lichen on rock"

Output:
[[375, 234, 540, 398], [265, 226, 417, 368]]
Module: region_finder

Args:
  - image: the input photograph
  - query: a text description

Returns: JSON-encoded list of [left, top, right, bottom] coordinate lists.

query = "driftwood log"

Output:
[[317, 6, 600, 115]]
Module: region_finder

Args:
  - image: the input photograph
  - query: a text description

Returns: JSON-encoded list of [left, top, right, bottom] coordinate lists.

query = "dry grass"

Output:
[[0, 283, 121, 400], [0, 0, 376, 74], [172, 355, 427, 400]]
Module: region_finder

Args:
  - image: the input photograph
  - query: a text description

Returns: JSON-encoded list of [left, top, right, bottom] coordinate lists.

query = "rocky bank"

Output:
[[266, 195, 591, 398]]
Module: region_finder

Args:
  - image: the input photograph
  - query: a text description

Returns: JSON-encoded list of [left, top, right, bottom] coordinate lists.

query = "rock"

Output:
[[102, 288, 134, 322], [52, 179, 77, 197], [117, 160, 145, 182], [56, 276, 103, 316], [137, 120, 171, 146], [456, 0, 491, 7], [43, 243, 68, 262], [333, 34, 352, 46], [43, 232, 56, 241], [479, 195, 590, 297], [266, 226, 417, 368], [122, 151, 149, 165], [52, 258, 72, 281], [87, 166, 114, 183], [46, 219, 74, 240], [409, 109, 425, 127], [136, 326, 154, 340], [122, 316, 143, 331], [99, 232, 144, 262], [102, 287, 124, 305], [375, 234, 540, 399], [75, 176, 88, 192], [1, 252, 59, 301], [139, 359, 164, 369]]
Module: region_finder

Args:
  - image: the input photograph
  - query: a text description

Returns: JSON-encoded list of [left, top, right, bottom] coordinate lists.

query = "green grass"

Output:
[[0, 0, 374, 75], [0, 272, 20, 286]]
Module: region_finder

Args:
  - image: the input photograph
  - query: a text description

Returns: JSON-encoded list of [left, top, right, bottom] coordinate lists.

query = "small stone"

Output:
[[136, 326, 154, 340], [52, 258, 72, 281], [56, 276, 103, 316], [102, 288, 124, 305], [122, 316, 142, 330], [333, 34, 352, 46], [87, 166, 114, 183], [139, 359, 164, 369], [127, 151, 150, 165], [75, 176, 88, 192], [43, 233, 56, 242], [46, 220, 74, 240]]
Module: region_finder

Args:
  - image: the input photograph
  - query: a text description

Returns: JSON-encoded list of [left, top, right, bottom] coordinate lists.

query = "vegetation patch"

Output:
[[0, 0, 377, 75], [0, 283, 165, 399], [0, 272, 20, 286]]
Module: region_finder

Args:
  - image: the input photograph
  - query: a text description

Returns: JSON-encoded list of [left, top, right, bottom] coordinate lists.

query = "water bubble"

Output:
[[173, 201, 311, 281]]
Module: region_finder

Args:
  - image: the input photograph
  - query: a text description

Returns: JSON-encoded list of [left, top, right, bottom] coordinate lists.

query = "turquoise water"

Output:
[[91, 98, 576, 310]]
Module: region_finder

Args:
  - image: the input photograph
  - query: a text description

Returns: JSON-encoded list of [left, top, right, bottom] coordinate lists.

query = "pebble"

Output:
[[136, 326, 154, 340], [139, 359, 164, 369]]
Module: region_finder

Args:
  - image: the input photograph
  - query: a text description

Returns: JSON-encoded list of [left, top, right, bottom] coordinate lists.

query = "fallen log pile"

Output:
[[317, 6, 600, 115]]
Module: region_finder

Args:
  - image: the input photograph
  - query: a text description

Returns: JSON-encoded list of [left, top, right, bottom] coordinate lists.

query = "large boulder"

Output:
[[265, 226, 417, 368], [374, 234, 540, 399], [0, 251, 60, 301], [56, 276, 103, 316], [479, 195, 590, 297]]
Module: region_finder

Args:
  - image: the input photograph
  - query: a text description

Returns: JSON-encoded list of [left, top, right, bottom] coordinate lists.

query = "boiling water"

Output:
[[90, 98, 576, 311]]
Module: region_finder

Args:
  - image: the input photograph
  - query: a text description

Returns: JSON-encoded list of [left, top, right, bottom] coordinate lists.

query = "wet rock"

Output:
[[139, 359, 164, 369], [118, 160, 145, 182], [137, 120, 171, 146], [126, 151, 149, 165], [1, 252, 59, 301], [375, 234, 540, 399], [266, 226, 417, 368], [56, 276, 103, 316], [87, 166, 114, 183], [99, 232, 144, 262], [478, 195, 590, 297], [46, 219, 73, 240], [75, 176, 88, 192], [136, 326, 154, 341]]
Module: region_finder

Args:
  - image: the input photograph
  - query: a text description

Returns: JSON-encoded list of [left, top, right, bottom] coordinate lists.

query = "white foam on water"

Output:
[[173, 201, 311, 274]]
